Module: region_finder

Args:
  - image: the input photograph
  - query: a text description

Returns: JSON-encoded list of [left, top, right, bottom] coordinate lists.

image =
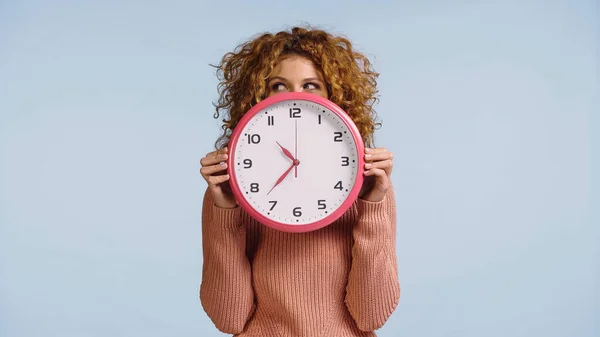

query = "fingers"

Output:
[[364, 159, 393, 176], [200, 148, 230, 187], [206, 173, 231, 188], [200, 148, 228, 167], [365, 148, 393, 162], [200, 161, 227, 176], [364, 147, 393, 176], [364, 167, 388, 178], [364, 167, 390, 189]]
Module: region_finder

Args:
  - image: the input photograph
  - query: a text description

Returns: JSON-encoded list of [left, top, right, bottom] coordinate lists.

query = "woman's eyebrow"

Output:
[[268, 76, 288, 82], [268, 76, 323, 83]]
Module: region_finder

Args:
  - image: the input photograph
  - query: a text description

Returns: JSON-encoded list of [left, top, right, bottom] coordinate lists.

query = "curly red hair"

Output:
[[211, 26, 381, 149]]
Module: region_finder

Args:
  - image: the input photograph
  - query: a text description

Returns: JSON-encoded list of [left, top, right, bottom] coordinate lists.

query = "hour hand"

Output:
[[276, 141, 295, 162]]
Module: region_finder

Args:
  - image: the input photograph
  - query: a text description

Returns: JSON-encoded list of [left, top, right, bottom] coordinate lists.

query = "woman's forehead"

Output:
[[270, 55, 323, 79]]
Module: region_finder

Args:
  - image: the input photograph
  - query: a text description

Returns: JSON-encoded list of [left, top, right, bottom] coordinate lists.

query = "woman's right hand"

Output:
[[200, 148, 237, 208]]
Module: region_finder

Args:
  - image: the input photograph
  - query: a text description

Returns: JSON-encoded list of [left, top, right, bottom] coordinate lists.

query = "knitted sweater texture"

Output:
[[199, 187, 400, 336]]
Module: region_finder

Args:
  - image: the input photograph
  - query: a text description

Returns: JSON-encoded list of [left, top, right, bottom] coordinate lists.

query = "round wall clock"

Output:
[[227, 92, 365, 233]]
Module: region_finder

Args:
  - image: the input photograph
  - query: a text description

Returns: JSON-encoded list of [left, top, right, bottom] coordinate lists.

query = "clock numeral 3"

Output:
[[334, 181, 343, 190], [268, 200, 277, 211], [341, 156, 349, 166], [247, 134, 261, 144], [318, 200, 326, 209], [250, 183, 259, 193], [243, 159, 252, 168], [289, 107, 301, 118], [333, 132, 343, 142], [293, 207, 302, 217]]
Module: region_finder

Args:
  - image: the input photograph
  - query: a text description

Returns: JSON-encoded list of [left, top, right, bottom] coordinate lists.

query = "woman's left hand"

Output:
[[359, 147, 393, 202]]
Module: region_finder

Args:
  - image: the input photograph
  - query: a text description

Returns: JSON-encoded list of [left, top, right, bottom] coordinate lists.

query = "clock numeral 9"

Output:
[[247, 134, 261, 144], [289, 107, 301, 118], [333, 132, 343, 142], [243, 159, 252, 168], [318, 200, 326, 209], [334, 181, 343, 191], [341, 156, 349, 166], [250, 183, 259, 193], [293, 207, 302, 217]]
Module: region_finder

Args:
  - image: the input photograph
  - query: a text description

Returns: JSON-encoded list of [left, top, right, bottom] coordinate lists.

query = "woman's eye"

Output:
[[304, 83, 319, 90], [272, 83, 286, 91]]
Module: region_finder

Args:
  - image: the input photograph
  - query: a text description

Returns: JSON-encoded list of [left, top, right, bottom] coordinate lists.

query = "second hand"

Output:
[[295, 119, 298, 178]]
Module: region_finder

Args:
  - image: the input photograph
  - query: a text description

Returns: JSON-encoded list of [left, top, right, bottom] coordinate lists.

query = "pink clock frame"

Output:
[[227, 92, 365, 233]]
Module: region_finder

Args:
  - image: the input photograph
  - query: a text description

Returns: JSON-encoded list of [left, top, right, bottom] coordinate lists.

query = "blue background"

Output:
[[0, 0, 597, 336]]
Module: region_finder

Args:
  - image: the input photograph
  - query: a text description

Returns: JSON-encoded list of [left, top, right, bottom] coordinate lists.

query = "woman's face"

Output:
[[266, 55, 328, 98]]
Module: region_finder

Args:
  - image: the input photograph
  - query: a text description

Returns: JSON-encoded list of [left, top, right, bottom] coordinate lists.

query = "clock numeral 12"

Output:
[[289, 107, 301, 118]]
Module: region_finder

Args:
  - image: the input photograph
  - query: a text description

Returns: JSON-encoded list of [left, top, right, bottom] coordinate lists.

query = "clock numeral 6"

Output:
[[247, 134, 261, 144], [293, 207, 302, 217], [289, 107, 301, 118], [318, 200, 326, 209], [334, 181, 343, 190], [243, 159, 252, 168], [250, 183, 259, 193], [268, 200, 277, 211], [341, 156, 349, 166], [333, 132, 343, 142]]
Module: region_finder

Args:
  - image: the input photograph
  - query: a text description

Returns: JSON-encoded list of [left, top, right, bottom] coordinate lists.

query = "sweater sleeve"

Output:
[[199, 189, 255, 334], [345, 187, 401, 331]]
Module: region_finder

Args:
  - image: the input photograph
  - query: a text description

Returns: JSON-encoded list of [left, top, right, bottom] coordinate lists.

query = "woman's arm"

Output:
[[345, 187, 401, 331], [199, 189, 255, 334]]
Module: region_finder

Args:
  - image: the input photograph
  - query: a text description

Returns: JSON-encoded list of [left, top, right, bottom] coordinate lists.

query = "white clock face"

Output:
[[231, 99, 360, 226]]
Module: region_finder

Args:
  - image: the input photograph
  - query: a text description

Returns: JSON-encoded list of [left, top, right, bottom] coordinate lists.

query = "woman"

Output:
[[199, 26, 400, 336]]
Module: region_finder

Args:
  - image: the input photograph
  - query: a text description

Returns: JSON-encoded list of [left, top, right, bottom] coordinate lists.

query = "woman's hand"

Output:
[[359, 147, 393, 202], [200, 148, 238, 208]]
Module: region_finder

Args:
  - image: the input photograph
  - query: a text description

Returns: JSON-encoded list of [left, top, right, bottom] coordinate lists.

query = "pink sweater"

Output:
[[199, 187, 400, 336]]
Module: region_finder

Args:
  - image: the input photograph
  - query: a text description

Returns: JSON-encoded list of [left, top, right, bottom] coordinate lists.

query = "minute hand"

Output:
[[267, 163, 295, 195]]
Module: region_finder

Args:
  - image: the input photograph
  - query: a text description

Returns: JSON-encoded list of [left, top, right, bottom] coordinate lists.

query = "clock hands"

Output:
[[276, 141, 296, 162], [267, 162, 295, 195], [269, 141, 300, 195], [295, 119, 298, 178]]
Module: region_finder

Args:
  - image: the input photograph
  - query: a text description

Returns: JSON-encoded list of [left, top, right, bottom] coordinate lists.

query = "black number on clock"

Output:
[[293, 207, 302, 217], [247, 134, 261, 144], [267, 115, 274, 126], [250, 183, 259, 193], [318, 114, 322, 124], [333, 132, 343, 142], [289, 107, 301, 118], [341, 156, 349, 166], [334, 181, 343, 190], [243, 159, 252, 168], [268, 200, 277, 211], [318, 200, 326, 209]]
